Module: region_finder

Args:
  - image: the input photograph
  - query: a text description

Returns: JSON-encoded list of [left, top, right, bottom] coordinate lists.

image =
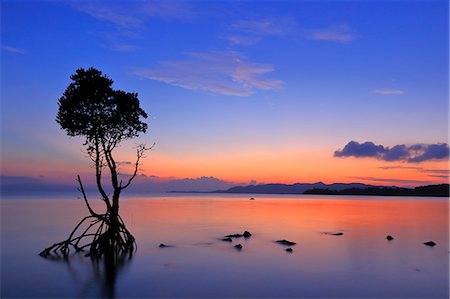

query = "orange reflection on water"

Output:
[[2, 195, 448, 298], [118, 196, 448, 247]]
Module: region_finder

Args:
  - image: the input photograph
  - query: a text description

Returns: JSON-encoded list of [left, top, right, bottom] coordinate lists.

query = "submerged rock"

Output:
[[226, 231, 252, 238], [321, 232, 343, 236], [243, 231, 252, 238], [424, 241, 436, 247], [234, 244, 243, 250], [386, 235, 394, 241], [225, 233, 242, 238], [222, 237, 233, 242], [285, 248, 293, 253], [159, 244, 168, 248], [276, 239, 296, 246]]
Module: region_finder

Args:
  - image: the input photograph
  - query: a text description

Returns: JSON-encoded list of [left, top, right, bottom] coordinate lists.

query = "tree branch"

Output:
[[101, 138, 119, 191], [77, 175, 100, 218], [94, 140, 112, 211], [120, 143, 153, 190]]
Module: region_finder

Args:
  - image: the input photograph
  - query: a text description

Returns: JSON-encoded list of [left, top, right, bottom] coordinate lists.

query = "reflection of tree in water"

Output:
[[41, 252, 132, 298]]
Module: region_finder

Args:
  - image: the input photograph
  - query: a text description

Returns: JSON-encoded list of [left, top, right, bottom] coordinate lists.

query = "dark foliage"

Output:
[[56, 67, 147, 145]]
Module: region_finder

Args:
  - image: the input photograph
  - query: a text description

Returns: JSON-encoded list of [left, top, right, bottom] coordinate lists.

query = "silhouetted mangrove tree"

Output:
[[40, 67, 149, 258]]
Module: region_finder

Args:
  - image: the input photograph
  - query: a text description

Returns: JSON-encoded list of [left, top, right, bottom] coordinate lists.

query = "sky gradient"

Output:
[[1, 0, 449, 190]]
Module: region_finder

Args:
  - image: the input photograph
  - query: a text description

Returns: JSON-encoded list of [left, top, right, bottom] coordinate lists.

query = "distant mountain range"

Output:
[[211, 182, 375, 194], [205, 182, 449, 197], [2, 174, 448, 197]]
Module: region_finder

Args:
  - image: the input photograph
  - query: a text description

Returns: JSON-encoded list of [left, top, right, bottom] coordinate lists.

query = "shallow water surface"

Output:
[[1, 195, 448, 298]]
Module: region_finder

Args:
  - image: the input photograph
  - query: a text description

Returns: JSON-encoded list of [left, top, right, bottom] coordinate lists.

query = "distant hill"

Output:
[[212, 182, 375, 194], [304, 184, 449, 197], [210, 182, 449, 197]]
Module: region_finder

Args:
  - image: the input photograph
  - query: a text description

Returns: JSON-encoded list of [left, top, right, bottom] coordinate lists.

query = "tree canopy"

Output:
[[56, 67, 148, 146]]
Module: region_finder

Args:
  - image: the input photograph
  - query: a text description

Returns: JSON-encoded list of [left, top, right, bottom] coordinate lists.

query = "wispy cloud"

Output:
[[231, 17, 298, 37], [379, 166, 422, 170], [75, 1, 193, 29], [110, 44, 141, 52], [335, 141, 449, 163], [348, 176, 438, 186], [371, 89, 404, 95], [76, 3, 143, 28], [1, 45, 26, 55], [132, 51, 283, 96], [228, 18, 357, 46], [225, 17, 298, 47], [427, 174, 449, 179], [224, 34, 261, 46], [421, 169, 449, 175], [73, 1, 194, 51], [379, 166, 449, 173], [378, 166, 449, 179], [304, 25, 357, 43]]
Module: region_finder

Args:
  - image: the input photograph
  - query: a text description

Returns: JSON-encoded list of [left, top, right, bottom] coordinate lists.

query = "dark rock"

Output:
[[250, 197, 255, 200], [285, 248, 293, 253], [225, 233, 243, 238], [276, 239, 296, 246], [424, 241, 436, 247], [222, 237, 232, 242], [159, 244, 167, 248], [243, 231, 252, 238], [234, 244, 243, 250], [386, 235, 394, 241], [321, 232, 343, 236]]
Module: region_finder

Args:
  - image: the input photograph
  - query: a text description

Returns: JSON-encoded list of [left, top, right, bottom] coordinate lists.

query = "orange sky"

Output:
[[1, 131, 448, 188]]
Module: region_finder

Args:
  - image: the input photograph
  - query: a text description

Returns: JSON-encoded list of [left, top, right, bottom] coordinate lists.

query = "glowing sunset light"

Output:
[[1, 1, 448, 192]]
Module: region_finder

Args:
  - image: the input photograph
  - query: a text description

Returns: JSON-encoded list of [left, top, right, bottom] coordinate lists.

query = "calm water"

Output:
[[1, 194, 448, 298]]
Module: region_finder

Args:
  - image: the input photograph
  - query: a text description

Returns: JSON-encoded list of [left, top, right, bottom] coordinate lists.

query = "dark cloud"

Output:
[[382, 144, 410, 161], [408, 143, 449, 162], [334, 141, 386, 158], [335, 141, 449, 163]]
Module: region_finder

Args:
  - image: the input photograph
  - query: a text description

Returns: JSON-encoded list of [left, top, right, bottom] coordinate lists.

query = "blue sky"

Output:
[[1, 0, 448, 188]]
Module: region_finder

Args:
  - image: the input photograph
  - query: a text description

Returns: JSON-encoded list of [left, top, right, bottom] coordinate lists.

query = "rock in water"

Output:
[[159, 244, 167, 248], [321, 232, 343, 236], [225, 233, 243, 238], [386, 235, 394, 241], [243, 231, 252, 238], [424, 241, 436, 247], [250, 197, 255, 200], [234, 244, 243, 250], [285, 248, 293, 253], [222, 237, 232, 242], [276, 240, 296, 246]]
